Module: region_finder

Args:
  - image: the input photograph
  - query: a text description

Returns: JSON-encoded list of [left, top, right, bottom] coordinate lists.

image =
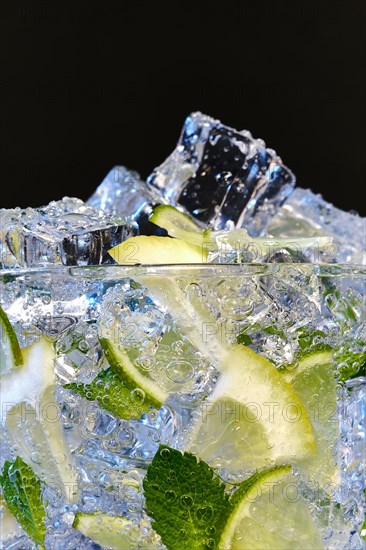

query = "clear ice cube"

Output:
[[0, 197, 138, 267], [147, 112, 295, 234], [337, 378, 366, 547], [87, 166, 166, 234], [267, 188, 366, 264]]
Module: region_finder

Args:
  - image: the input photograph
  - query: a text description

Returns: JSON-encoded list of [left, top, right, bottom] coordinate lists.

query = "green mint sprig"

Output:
[[143, 445, 294, 550], [0, 456, 46, 549], [65, 366, 154, 420], [143, 445, 231, 550]]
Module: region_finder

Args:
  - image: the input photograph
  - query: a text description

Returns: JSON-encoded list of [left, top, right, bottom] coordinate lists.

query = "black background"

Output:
[[1, 0, 365, 215]]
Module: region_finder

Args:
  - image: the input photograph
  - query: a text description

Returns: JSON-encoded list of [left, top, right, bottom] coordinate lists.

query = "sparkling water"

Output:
[[1, 264, 365, 549]]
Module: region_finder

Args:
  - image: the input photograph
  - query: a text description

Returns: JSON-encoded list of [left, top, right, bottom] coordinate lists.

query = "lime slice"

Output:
[[149, 204, 205, 246], [281, 350, 333, 384], [188, 344, 316, 473], [147, 205, 332, 257], [73, 513, 158, 549], [109, 235, 207, 264], [282, 350, 339, 486], [0, 305, 23, 375], [218, 466, 324, 549], [3, 339, 78, 502], [99, 337, 168, 409]]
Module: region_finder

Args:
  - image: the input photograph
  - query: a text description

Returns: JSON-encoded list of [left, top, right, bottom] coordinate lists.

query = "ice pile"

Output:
[[1, 112, 364, 268], [90, 112, 365, 264], [268, 187, 366, 264]]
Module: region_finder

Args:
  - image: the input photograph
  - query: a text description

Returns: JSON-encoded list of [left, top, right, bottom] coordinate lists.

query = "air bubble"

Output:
[[148, 410, 158, 422], [78, 340, 89, 352], [171, 340, 184, 354], [136, 355, 154, 370], [167, 360, 194, 383], [160, 448, 170, 459], [30, 451, 42, 464], [181, 494, 193, 507], [130, 388, 145, 404], [197, 505, 214, 522], [165, 490, 176, 502]]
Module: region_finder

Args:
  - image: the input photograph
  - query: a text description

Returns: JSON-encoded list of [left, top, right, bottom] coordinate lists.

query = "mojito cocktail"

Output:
[[0, 113, 365, 550]]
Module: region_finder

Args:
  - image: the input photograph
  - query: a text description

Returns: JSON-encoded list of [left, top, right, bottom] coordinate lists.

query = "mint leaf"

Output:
[[143, 445, 231, 550], [0, 456, 46, 548], [336, 349, 366, 382], [236, 333, 252, 346], [65, 367, 153, 421], [323, 278, 358, 322], [296, 328, 329, 354]]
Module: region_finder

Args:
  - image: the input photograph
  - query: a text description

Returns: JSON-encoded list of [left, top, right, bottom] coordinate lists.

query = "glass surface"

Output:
[[0, 263, 365, 549]]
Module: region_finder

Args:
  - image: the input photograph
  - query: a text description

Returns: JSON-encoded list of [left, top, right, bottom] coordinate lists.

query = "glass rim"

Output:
[[0, 262, 365, 280]]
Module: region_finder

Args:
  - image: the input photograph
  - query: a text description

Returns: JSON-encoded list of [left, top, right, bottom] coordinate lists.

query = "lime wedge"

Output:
[[147, 205, 332, 257], [0, 305, 23, 375], [218, 466, 324, 549], [99, 337, 168, 409], [188, 344, 316, 472], [282, 350, 339, 486], [73, 513, 158, 549], [281, 350, 333, 384], [149, 204, 205, 246], [109, 235, 206, 264], [3, 339, 78, 502]]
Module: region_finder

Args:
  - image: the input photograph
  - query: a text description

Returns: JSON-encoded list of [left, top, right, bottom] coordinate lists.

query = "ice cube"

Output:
[[88, 166, 167, 234], [147, 112, 295, 234], [267, 188, 366, 264], [0, 197, 138, 267], [337, 378, 366, 543]]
